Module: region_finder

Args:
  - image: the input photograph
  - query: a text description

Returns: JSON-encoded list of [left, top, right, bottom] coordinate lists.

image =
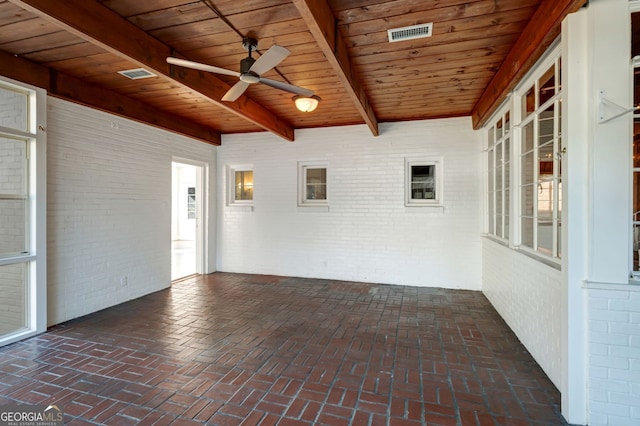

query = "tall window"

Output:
[[0, 77, 46, 346], [518, 58, 562, 258], [631, 12, 640, 273], [486, 111, 511, 238], [483, 46, 562, 263]]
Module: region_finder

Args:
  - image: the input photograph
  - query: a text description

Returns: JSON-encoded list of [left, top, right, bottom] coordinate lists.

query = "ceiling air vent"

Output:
[[387, 23, 433, 43], [118, 68, 157, 80]]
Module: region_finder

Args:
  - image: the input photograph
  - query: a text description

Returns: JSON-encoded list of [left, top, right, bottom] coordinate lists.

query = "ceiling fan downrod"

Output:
[[239, 37, 258, 82]]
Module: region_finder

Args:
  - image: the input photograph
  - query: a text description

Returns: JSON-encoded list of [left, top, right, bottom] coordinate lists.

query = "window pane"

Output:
[[538, 105, 555, 146], [504, 137, 510, 165], [411, 165, 435, 200], [522, 121, 534, 154], [634, 223, 640, 271], [0, 87, 28, 132], [635, 71, 640, 118], [504, 111, 510, 134], [496, 188, 503, 238], [632, 12, 640, 58], [504, 160, 510, 191], [488, 193, 495, 235], [521, 184, 534, 217], [235, 170, 253, 201], [634, 120, 640, 168], [634, 172, 640, 220], [521, 217, 534, 248], [538, 180, 554, 219], [522, 152, 534, 187], [522, 86, 536, 118], [557, 179, 563, 223], [558, 58, 562, 88], [557, 220, 562, 259], [0, 263, 27, 336], [488, 163, 494, 235], [307, 168, 326, 182], [538, 144, 554, 176], [0, 199, 26, 256], [488, 148, 494, 178], [537, 219, 553, 255], [0, 138, 27, 196], [306, 168, 326, 200], [307, 184, 326, 200], [504, 188, 510, 239], [496, 118, 503, 140], [557, 100, 562, 138], [539, 64, 556, 106], [496, 158, 503, 193]]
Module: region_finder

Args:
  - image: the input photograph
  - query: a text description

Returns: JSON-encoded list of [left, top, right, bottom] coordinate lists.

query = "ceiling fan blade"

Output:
[[222, 81, 250, 102], [249, 45, 290, 76], [167, 57, 240, 77], [259, 78, 314, 97]]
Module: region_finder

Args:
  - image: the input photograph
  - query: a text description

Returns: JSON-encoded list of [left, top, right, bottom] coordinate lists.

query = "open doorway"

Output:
[[171, 161, 204, 280]]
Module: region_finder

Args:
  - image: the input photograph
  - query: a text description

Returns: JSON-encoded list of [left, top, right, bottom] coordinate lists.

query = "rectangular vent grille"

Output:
[[118, 68, 157, 80], [387, 23, 433, 43]]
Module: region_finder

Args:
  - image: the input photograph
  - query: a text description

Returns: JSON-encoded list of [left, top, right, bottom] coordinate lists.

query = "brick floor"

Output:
[[0, 273, 567, 425]]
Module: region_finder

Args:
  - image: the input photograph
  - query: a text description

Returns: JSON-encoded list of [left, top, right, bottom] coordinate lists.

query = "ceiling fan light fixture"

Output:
[[293, 95, 321, 112]]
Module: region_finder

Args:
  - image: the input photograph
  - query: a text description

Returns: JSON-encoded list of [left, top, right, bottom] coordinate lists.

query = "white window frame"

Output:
[[0, 76, 46, 347], [298, 161, 328, 207], [481, 42, 562, 265], [227, 165, 254, 207], [630, 2, 640, 275], [513, 48, 562, 261], [405, 156, 444, 207], [484, 106, 512, 240]]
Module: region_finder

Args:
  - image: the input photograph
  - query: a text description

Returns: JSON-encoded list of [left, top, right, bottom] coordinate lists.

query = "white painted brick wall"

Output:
[[217, 117, 481, 289], [588, 286, 640, 426], [482, 238, 562, 388], [46, 98, 217, 325]]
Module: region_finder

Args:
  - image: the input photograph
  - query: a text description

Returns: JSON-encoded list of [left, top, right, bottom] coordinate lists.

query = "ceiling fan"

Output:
[[167, 37, 314, 102]]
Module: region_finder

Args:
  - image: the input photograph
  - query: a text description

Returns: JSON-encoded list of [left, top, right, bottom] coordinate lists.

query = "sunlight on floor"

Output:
[[171, 239, 195, 280]]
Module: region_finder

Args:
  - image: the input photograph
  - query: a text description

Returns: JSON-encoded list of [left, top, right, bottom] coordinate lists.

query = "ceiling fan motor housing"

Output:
[[240, 56, 256, 74], [239, 56, 260, 83]]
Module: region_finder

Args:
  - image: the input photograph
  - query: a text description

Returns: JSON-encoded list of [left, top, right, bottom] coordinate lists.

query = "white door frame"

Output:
[[172, 157, 208, 275]]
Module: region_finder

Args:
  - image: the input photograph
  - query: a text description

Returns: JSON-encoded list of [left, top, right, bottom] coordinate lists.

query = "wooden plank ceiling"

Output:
[[0, 0, 585, 144]]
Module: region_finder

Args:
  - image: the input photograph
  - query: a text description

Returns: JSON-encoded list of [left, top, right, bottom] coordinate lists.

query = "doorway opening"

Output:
[[171, 161, 204, 280]]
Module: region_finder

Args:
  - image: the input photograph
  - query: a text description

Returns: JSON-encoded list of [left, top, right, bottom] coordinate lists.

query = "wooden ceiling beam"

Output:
[[7, 0, 296, 141], [293, 0, 379, 136], [471, 0, 586, 129], [0, 50, 221, 145]]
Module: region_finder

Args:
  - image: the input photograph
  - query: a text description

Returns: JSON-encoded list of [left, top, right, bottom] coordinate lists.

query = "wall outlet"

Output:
[[120, 276, 128, 287]]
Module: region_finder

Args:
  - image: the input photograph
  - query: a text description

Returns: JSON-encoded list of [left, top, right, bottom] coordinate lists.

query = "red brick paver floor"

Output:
[[0, 273, 567, 425]]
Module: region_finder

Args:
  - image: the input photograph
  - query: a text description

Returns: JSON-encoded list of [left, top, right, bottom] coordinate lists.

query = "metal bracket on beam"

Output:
[[598, 90, 638, 124]]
